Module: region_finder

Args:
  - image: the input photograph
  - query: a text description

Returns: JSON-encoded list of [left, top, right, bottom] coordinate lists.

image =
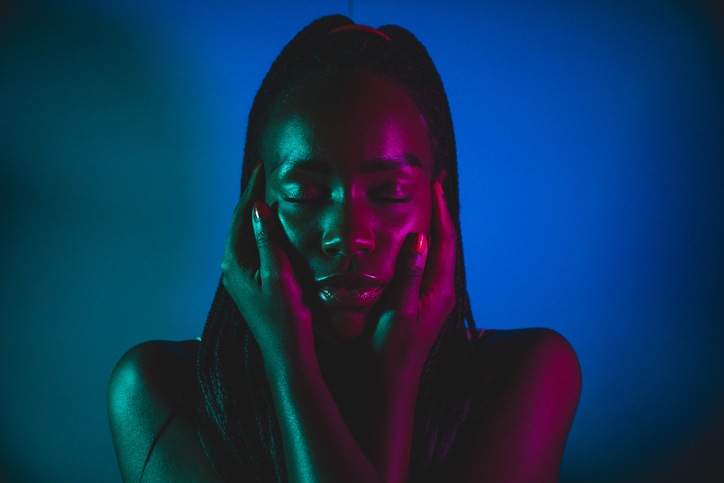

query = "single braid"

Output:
[[196, 15, 483, 482]]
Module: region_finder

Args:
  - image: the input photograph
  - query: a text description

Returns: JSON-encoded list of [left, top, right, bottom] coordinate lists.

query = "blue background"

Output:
[[1, 0, 722, 481]]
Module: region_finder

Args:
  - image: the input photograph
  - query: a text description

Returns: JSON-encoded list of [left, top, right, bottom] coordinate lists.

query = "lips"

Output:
[[315, 273, 386, 308]]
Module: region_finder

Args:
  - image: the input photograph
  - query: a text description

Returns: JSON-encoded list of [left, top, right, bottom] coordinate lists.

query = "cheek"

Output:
[[384, 209, 429, 236], [266, 185, 313, 251], [275, 206, 316, 251], [376, 198, 433, 251]]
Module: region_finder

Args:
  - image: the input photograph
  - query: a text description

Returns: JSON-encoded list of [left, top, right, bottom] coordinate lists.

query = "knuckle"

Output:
[[256, 228, 271, 248], [258, 265, 273, 281], [439, 285, 457, 313], [425, 283, 456, 316], [405, 264, 424, 279], [259, 264, 283, 284], [398, 306, 418, 322], [220, 257, 232, 276], [444, 294, 456, 315]]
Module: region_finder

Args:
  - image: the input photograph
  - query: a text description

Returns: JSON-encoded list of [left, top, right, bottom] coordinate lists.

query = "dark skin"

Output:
[[107, 73, 582, 482], [261, 76, 448, 442], [221, 73, 455, 483]]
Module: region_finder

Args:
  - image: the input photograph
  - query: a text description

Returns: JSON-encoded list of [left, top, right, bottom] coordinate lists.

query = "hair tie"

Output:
[[329, 24, 390, 41]]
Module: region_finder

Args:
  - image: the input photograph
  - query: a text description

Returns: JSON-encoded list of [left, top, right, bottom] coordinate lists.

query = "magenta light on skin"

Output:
[[1, 1, 722, 482]]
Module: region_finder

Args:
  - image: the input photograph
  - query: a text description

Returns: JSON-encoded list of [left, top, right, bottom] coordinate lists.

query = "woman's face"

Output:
[[262, 73, 435, 341]]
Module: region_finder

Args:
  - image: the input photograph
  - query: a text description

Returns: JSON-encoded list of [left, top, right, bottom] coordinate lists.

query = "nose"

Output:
[[321, 202, 375, 258]]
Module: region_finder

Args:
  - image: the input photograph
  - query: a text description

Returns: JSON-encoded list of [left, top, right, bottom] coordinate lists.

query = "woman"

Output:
[[108, 15, 581, 482]]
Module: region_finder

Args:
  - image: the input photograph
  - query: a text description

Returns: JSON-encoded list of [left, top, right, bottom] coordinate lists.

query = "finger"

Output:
[[222, 162, 265, 274], [386, 232, 428, 322], [251, 200, 295, 292], [420, 179, 457, 304]]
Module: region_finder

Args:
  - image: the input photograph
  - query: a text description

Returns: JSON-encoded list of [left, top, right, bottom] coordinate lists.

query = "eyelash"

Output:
[[283, 196, 316, 204], [378, 197, 411, 204]]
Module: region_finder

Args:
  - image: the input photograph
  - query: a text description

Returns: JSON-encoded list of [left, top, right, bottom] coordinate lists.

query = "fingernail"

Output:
[[412, 233, 427, 254], [435, 181, 444, 196], [253, 201, 270, 220]]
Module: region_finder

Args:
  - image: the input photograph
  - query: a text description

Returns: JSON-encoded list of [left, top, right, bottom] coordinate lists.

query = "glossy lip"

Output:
[[315, 273, 386, 308]]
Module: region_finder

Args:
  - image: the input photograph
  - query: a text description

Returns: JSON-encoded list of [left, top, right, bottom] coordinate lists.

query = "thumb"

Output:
[[387, 233, 428, 321], [251, 200, 293, 291]]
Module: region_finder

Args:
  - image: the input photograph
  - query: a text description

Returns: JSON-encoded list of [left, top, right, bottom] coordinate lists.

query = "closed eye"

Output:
[[369, 185, 412, 203], [371, 197, 410, 203], [283, 196, 410, 204], [282, 186, 327, 203], [283, 196, 320, 204]]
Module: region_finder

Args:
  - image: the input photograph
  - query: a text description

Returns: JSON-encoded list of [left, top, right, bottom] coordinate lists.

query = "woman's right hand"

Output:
[[220, 162, 314, 361], [220, 165, 386, 483]]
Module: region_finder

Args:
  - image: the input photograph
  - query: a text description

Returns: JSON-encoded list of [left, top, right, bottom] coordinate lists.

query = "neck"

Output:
[[313, 326, 367, 379], [312, 326, 369, 434]]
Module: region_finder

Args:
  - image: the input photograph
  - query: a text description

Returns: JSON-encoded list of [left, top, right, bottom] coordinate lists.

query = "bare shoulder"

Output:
[[107, 339, 222, 482], [107, 340, 199, 418], [443, 328, 581, 483], [478, 327, 582, 418], [479, 327, 581, 381]]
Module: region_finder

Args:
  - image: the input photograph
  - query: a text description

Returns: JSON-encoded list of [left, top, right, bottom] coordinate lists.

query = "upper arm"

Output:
[[442, 328, 582, 483], [107, 340, 224, 483]]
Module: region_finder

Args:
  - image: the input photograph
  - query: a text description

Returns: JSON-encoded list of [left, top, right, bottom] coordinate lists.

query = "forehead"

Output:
[[262, 73, 433, 177]]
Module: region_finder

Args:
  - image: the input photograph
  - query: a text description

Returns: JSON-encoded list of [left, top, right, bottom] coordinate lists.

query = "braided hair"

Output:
[[196, 15, 480, 482]]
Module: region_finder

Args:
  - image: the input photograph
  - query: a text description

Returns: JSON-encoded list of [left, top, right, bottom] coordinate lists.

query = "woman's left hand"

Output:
[[369, 178, 457, 378]]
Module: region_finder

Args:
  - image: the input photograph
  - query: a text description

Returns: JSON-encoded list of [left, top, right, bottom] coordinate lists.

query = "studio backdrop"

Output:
[[1, 0, 722, 481]]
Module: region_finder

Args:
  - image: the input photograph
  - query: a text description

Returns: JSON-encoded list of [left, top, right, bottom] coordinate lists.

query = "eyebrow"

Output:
[[276, 153, 423, 176]]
